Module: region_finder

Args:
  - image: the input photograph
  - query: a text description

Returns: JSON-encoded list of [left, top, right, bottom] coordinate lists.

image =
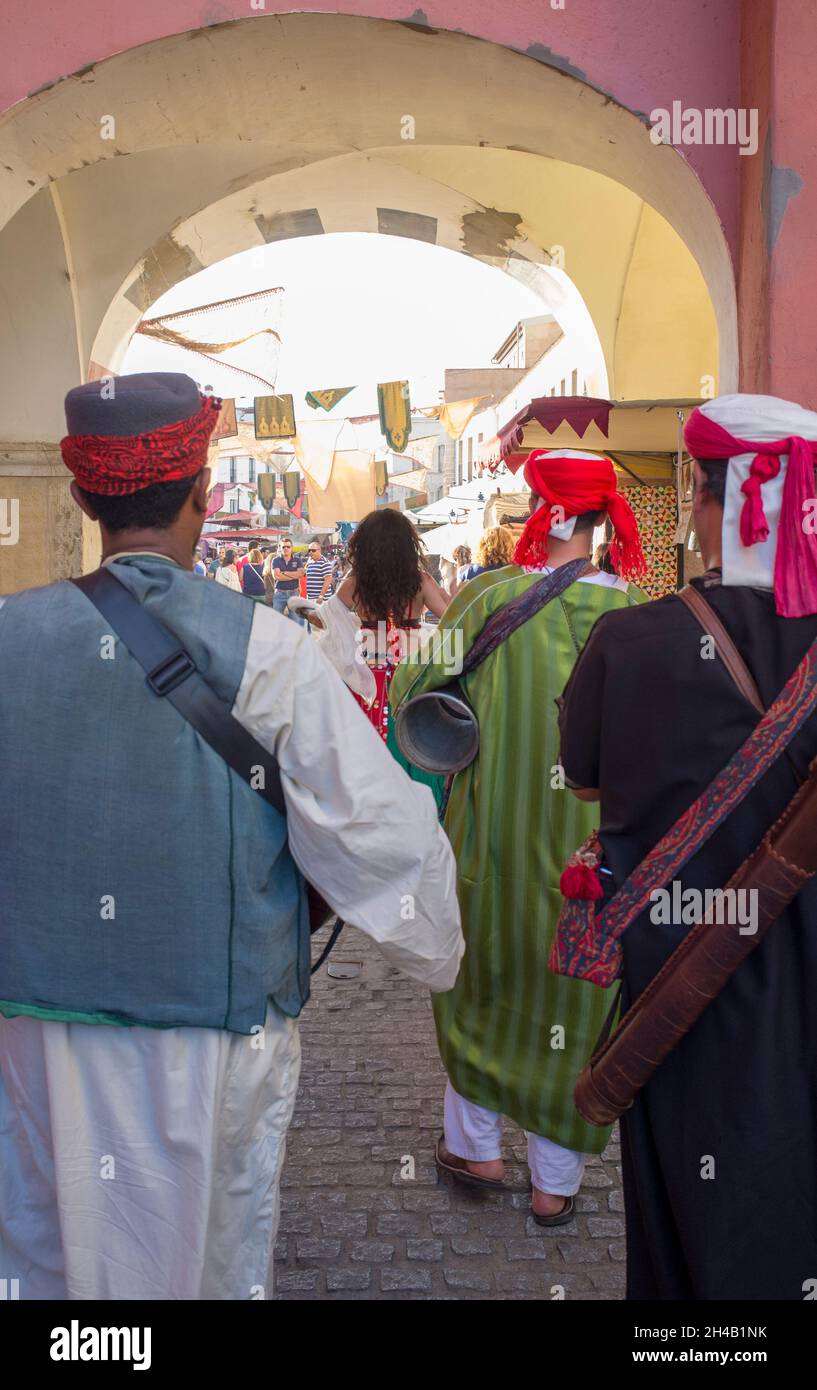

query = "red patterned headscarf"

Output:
[[61, 395, 221, 495], [514, 449, 646, 580]]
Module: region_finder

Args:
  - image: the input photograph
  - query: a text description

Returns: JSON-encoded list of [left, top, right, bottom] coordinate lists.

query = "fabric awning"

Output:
[[495, 396, 703, 485]]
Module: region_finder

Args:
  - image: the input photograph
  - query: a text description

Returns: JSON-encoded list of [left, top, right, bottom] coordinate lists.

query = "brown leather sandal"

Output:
[[434, 1134, 505, 1190], [531, 1194, 575, 1227]]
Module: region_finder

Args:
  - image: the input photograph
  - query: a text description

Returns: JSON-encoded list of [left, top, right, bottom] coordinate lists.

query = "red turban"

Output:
[[514, 449, 646, 580], [61, 395, 221, 496]]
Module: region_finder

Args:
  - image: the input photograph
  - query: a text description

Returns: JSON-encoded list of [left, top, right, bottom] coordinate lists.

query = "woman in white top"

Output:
[[215, 547, 242, 592]]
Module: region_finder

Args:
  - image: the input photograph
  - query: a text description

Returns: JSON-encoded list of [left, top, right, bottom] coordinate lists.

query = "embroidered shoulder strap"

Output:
[[596, 632, 817, 943], [461, 557, 592, 679]]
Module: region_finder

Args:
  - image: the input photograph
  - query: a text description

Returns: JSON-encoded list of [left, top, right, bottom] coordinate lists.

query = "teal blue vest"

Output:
[[0, 556, 310, 1033]]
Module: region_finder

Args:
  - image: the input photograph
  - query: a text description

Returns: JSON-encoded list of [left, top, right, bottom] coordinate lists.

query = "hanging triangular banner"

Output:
[[305, 386, 355, 412], [377, 380, 411, 453]]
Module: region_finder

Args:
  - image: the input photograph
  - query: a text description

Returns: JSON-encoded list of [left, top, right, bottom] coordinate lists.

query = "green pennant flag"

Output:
[[305, 386, 355, 412]]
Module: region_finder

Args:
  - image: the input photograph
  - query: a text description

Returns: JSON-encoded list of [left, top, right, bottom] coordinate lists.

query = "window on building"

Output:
[[571, 368, 578, 394], [436, 444, 445, 471], [229, 457, 236, 484], [229, 498, 238, 513], [248, 457, 256, 483], [467, 436, 473, 482], [560, 379, 566, 396]]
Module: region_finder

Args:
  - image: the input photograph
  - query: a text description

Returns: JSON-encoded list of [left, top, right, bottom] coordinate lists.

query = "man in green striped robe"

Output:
[[390, 448, 648, 1224]]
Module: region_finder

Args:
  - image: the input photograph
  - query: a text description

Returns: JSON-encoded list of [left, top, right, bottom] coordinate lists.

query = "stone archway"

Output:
[[0, 13, 736, 592]]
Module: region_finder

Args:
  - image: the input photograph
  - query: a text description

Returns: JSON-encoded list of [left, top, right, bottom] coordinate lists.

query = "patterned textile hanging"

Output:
[[377, 381, 411, 453], [135, 286, 284, 392], [374, 459, 389, 497], [625, 485, 679, 599], [305, 387, 355, 412], [255, 394, 296, 440], [210, 398, 238, 442], [282, 470, 302, 508], [256, 472, 277, 511]]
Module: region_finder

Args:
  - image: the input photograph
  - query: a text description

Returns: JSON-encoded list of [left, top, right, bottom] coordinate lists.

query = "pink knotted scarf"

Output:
[[684, 407, 817, 617]]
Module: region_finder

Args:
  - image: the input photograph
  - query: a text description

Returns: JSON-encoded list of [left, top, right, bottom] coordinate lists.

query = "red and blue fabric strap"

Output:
[[595, 634, 817, 944]]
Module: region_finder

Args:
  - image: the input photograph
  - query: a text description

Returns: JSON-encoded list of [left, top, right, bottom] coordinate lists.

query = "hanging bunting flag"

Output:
[[255, 394, 296, 440], [439, 397, 484, 440], [256, 471, 277, 511], [303, 450, 376, 527], [210, 397, 238, 442], [282, 469, 302, 508], [377, 380, 411, 453], [374, 459, 389, 497], [305, 386, 355, 413]]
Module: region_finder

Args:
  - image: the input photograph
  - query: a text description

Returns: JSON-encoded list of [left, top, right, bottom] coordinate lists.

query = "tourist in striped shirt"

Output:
[[305, 542, 334, 603]]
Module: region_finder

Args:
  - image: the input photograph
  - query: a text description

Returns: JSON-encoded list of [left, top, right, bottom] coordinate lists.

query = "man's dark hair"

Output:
[[78, 472, 202, 533], [695, 457, 728, 507], [573, 509, 606, 534]]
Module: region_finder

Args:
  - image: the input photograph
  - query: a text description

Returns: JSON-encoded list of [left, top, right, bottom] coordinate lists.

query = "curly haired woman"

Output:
[[310, 509, 449, 806]]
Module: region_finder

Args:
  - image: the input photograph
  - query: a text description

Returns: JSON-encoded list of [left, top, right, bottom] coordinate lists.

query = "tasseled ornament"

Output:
[[560, 862, 604, 901], [559, 833, 604, 901]]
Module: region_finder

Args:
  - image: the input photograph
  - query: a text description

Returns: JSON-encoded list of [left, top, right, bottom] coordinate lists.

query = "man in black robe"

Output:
[[558, 393, 817, 1300]]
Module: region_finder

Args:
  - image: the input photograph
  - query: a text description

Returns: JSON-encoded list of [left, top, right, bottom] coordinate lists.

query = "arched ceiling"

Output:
[[0, 13, 735, 444]]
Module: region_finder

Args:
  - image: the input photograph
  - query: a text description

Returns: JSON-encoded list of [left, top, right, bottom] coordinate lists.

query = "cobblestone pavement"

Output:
[[276, 926, 625, 1302]]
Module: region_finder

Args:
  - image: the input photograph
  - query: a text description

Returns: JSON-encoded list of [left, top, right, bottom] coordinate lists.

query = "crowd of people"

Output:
[[1, 371, 816, 1304], [201, 536, 345, 611]]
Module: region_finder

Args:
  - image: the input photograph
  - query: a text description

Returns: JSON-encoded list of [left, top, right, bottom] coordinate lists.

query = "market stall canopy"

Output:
[[478, 396, 704, 487], [419, 517, 484, 563]]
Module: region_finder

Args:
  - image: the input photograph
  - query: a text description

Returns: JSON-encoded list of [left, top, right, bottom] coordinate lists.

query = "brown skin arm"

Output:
[[419, 570, 450, 618], [569, 787, 601, 802]]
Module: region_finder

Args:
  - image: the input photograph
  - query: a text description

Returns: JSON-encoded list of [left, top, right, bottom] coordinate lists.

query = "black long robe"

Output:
[[559, 575, 817, 1301]]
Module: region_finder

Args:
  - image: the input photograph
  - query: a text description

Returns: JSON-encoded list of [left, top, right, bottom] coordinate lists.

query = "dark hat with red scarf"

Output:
[[61, 373, 220, 496]]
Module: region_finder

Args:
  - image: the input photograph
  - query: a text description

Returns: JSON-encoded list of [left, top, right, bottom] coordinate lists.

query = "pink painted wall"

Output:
[[1, 2, 741, 251], [765, 0, 817, 405]]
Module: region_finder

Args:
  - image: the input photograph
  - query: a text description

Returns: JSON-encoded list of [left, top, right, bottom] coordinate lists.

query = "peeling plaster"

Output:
[[768, 161, 803, 256], [377, 207, 437, 243], [398, 10, 438, 34], [124, 234, 203, 312], [522, 42, 651, 126], [255, 208, 324, 242], [461, 208, 522, 260], [523, 42, 589, 85]]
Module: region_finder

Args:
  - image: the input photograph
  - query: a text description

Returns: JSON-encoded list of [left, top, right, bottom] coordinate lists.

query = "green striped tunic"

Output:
[[390, 565, 646, 1153]]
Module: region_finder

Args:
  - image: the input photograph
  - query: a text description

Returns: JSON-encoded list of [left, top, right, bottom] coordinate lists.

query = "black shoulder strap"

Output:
[[71, 568, 286, 815]]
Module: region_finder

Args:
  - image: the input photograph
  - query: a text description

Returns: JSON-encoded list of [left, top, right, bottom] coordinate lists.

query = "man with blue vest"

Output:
[[0, 373, 463, 1301]]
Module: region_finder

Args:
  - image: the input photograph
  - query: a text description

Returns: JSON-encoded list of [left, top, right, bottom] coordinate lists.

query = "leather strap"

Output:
[[678, 585, 764, 715], [575, 754, 817, 1126]]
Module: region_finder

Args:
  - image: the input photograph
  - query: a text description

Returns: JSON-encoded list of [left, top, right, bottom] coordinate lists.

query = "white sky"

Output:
[[122, 233, 546, 416]]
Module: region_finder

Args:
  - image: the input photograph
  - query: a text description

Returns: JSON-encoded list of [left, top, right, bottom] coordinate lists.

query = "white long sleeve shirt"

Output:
[[233, 600, 464, 991]]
